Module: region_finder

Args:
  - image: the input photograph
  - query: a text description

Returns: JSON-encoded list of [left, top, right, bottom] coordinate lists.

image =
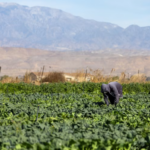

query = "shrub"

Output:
[[42, 72, 65, 83]]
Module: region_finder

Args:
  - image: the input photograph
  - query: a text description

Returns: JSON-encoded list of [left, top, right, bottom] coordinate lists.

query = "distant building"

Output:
[[64, 73, 93, 82], [28, 72, 37, 81], [63, 74, 76, 82]]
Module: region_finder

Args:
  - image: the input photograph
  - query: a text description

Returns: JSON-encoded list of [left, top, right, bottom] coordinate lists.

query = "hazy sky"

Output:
[[0, 0, 150, 28]]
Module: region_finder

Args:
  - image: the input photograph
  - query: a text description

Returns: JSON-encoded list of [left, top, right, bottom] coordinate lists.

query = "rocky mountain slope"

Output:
[[0, 3, 150, 50]]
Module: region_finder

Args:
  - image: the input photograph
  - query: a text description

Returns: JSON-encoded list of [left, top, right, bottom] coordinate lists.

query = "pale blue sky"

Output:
[[0, 0, 150, 28]]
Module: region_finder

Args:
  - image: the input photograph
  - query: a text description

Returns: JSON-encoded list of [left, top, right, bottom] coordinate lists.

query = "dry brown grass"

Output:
[[0, 68, 147, 84], [116, 72, 146, 83], [72, 68, 118, 83], [72, 69, 88, 82], [71, 68, 147, 83], [23, 71, 32, 83], [1, 76, 13, 83], [129, 73, 146, 83], [89, 69, 105, 82], [0, 76, 21, 83]]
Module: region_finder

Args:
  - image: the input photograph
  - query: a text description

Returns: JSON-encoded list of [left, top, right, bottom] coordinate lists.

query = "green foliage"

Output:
[[0, 82, 150, 94], [0, 83, 149, 149]]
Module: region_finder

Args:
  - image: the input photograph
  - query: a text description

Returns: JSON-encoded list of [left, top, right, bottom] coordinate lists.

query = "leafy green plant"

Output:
[[0, 83, 149, 149]]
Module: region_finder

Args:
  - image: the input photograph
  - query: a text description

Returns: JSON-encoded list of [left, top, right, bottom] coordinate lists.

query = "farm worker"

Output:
[[101, 82, 123, 107]]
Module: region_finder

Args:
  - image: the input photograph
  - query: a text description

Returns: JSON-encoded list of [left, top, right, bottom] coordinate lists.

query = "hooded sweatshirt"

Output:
[[101, 82, 123, 106]]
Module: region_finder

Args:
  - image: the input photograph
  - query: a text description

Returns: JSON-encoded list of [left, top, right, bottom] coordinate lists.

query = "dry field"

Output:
[[0, 47, 150, 82]]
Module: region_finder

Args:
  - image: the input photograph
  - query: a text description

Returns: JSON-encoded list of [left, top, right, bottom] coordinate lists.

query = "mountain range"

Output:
[[0, 3, 150, 51]]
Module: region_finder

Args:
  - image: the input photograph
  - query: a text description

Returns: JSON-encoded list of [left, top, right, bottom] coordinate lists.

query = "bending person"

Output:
[[101, 82, 123, 107]]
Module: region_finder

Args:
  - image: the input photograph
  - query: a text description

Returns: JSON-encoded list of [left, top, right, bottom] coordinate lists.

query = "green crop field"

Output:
[[0, 82, 150, 149]]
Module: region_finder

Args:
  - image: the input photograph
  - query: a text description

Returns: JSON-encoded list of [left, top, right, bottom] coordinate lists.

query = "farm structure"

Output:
[[64, 73, 93, 82]]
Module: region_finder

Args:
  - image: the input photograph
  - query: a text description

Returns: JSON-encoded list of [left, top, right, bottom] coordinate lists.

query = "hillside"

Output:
[[0, 47, 150, 77], [0, 3, 150, 50]]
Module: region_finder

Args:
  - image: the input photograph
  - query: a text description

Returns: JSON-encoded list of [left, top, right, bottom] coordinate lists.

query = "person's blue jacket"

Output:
[[101, 82, 123, 106]]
